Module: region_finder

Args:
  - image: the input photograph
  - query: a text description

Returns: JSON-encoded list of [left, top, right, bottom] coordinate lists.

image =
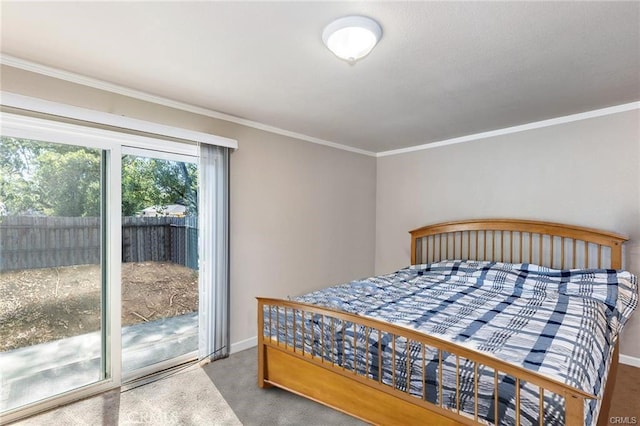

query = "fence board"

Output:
[[0, 216, 198, 271]]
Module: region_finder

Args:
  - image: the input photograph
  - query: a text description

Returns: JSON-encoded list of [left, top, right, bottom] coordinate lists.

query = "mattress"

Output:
[[265, 261, 638, 425]]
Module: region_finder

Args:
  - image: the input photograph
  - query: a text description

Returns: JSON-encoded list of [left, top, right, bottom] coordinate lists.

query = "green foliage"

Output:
[[0, 137, 41, 215], [35, 149, 102, 216], [0, 137, 98, 216], [1, 136, 198, 217], [121, 155, 198, 216]]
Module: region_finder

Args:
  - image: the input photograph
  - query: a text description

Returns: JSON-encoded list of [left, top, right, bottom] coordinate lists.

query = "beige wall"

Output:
[[228, 126, 376, 344], [376, 109, 640, 358], [0, 65, 377, 347]]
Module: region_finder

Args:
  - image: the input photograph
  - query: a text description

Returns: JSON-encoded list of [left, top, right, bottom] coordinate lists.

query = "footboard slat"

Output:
[[539, 388, 545, 426], [391, 334, 396, 389], [331, 318, 335, 365], [474, 363, 479, 421], [284, 307, 289, 350], [439, 348, 443, 409], [494, 370, 499, 425], [258, 298, 595, 426], [516, 377, 521, 425], [455, 355, 460, 414], [276, 305, 280, 346], [301, 309, 305, 356], [406, 339, 411, 395], [377, 330, 382, 384], [421, 343, 427, 401]]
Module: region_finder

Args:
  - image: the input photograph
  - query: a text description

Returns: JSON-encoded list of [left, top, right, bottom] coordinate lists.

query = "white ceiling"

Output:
[[1, 1, 639, 153]]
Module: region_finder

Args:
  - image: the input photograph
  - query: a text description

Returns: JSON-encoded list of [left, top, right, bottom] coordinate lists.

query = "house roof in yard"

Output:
[[141, 204, 186, 217]]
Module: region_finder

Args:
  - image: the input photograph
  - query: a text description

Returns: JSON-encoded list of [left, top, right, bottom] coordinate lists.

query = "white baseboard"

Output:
[[620, 354, 640, 368], [230, 336, 257, 354]]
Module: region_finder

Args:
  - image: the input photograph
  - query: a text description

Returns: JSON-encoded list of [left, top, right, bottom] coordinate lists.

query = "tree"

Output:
[[121, 155, 198, 216], [0, 137, 99, 216], [35, 149, 102, 216], [121, 155, 163, 216], [1, 137, 44, 215], [1, 136, 198, 217]]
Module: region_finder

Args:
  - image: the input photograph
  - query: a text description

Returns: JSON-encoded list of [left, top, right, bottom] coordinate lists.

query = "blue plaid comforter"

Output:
[[289, 261, 638, 425]]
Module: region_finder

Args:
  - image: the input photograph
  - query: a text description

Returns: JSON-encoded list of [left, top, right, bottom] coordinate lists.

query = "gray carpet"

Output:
[[8, 347, 366, 425], [204, 348, 366, 426], [10, 364, 241, 426]]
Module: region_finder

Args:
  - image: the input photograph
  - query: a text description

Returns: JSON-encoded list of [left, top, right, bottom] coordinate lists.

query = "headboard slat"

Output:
[[410, 219, 627, 269]]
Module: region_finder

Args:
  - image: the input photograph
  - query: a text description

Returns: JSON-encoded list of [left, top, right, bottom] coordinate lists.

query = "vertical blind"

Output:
[[198, 143, 230, 361]]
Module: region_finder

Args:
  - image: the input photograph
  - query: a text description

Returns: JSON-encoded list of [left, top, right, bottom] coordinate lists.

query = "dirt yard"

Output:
[[0, 262, 198, 352]]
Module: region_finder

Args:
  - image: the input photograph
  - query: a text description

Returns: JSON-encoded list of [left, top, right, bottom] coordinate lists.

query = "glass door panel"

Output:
[[120, 151, 199, 376], [0, 137, 105, 411]]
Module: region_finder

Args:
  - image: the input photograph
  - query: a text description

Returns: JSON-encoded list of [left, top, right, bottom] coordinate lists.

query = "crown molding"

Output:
[[3, 54, 636, 159], [0, 54, 376, 158], [376, 101, 640, 157]]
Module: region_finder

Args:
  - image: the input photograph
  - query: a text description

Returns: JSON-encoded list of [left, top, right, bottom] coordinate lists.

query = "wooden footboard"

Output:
[[257, 298, 603, 426]]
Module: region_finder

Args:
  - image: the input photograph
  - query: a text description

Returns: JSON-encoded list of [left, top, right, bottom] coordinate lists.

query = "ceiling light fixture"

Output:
[[322, 15, 382, 64]]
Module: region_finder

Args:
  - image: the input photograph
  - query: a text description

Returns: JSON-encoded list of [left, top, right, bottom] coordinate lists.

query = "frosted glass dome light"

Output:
[[322, 16, 382, 63]]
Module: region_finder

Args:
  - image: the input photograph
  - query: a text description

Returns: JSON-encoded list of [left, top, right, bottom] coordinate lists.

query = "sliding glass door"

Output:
[[120, 149, 199, 377], [0, 137, 106, 411], [1, 108, 231, 422]]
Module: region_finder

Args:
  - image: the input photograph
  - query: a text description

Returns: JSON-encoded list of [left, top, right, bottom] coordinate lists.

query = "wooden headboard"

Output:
[[409, 218, 628, 269]]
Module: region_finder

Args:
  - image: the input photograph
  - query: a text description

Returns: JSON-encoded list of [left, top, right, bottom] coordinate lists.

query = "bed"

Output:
[[257, 219, 638, 425]]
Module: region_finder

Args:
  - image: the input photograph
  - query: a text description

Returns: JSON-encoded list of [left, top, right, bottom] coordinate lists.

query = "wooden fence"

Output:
[[0, 216, 198, 271]]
